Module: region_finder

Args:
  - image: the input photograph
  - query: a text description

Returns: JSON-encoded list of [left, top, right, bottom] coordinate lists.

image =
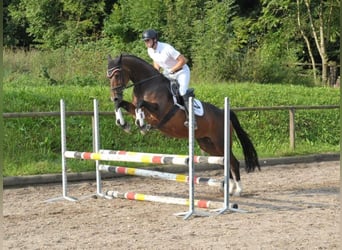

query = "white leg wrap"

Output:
[[115, 108, 125, 126], [229, 179, 236, 195], [135, 108, 145, 127], [234, 181, 243, 196]]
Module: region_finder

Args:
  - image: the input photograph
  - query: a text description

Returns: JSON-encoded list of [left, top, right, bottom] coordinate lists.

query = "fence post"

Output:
[[289, 108, 295, 150]]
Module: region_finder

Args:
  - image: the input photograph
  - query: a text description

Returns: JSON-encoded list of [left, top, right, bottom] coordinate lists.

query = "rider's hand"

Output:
[[163, 69, 174, 78]]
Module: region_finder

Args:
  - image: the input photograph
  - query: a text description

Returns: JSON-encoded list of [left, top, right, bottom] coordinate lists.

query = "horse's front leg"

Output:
[[114, 100, 135, 133], [135, 106, 145, 128], [134, 100, 155, 135]]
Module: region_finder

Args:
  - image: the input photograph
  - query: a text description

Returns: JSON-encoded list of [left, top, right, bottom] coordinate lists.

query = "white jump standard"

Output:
[[46, 97, 246, 218]]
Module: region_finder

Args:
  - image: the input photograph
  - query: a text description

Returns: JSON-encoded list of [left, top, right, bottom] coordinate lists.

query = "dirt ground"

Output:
[[3, 160, 340, 250]]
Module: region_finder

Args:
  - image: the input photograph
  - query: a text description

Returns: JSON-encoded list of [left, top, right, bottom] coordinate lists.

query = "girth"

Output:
[[156, 105, 180, 129]]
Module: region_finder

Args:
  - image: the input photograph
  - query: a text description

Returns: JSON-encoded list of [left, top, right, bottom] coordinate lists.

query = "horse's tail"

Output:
[[230, 110, 260, 173]]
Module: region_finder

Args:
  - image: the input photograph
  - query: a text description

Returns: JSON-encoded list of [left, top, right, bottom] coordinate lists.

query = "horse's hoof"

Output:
[[139, 124, 151, 135], [122, 123, 131, 133], [140, 129, 148, 135]]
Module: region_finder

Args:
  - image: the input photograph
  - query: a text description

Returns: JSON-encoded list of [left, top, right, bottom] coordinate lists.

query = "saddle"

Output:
[[169, 79, 195, 106]]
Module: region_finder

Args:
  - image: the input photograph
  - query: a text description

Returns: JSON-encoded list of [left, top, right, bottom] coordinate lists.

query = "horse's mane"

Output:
[[110, 53, 159, 73], [121, 53, 150, 65]]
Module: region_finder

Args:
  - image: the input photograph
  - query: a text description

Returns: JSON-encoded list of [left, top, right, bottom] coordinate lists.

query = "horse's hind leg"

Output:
[[230, 152, 242, 196]]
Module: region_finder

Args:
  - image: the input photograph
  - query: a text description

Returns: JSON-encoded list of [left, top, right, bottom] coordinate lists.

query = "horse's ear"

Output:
[[108, 54, 112, 61]]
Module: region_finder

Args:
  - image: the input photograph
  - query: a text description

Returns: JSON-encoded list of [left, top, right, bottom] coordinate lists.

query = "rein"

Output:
[[108, 66, 161, 91], [134, 74, 161, 86], [125, 74, 161, 90]]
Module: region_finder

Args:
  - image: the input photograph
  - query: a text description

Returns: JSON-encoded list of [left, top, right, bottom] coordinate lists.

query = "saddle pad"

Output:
[[193, 99, 204, 116]]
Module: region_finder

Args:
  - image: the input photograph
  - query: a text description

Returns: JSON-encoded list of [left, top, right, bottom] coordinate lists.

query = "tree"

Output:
[[191, 0, 238, 81], [4, 0, 33, 48], [8, 0, 106, 49], [162, 0, 204, 64], [102, 0, 167, 58], [245, 0, 305, 83], [4, 0, 339, 84], [296, 0, 340, 85]]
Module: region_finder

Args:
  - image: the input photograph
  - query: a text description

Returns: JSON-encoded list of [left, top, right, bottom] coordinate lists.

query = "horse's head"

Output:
[[107, 54, 129, 104]]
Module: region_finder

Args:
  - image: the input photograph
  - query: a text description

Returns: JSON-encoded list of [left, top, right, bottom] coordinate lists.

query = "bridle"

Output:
[[107, 66, 126, 92], [107, 65, 162, 93]]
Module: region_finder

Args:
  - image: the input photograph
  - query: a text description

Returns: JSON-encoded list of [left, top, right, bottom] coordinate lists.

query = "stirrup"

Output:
[[184, 120, 197, 130]]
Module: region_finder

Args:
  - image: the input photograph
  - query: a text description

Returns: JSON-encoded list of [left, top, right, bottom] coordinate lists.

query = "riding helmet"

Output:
[[142, 29, 158, 40]]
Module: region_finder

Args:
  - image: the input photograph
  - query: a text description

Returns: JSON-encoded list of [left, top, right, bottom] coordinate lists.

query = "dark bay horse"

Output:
[[107, 54, 260, 196]]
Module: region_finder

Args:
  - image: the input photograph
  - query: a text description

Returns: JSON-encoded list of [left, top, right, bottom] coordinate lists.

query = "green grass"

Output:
[[3, 82, 340, 176], [3, 48, 339, 176]]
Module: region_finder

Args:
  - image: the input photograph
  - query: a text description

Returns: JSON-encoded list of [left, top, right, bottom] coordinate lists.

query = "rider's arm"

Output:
[[170, 54, 187, 74], [153, 61, 161, 72]]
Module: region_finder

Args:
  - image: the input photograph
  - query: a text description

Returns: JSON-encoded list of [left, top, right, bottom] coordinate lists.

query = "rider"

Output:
[[142, 29, 196, 129]]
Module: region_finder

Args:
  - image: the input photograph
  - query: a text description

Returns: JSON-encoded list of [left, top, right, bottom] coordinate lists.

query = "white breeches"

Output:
[[170, 65, 190, 96]]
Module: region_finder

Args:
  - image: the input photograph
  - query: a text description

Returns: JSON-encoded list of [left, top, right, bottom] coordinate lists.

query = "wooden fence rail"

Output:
[[3, 105, 339, 150]]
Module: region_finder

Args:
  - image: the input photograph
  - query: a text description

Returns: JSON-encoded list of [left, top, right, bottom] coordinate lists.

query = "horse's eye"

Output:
[[114, 74, 120, 80]]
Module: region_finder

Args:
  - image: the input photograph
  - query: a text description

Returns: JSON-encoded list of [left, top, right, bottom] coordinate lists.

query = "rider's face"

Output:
[[144, 39, 154, 49]]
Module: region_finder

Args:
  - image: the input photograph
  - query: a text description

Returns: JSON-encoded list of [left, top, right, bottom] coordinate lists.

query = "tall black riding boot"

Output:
[[183, 96, 197, 129]]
